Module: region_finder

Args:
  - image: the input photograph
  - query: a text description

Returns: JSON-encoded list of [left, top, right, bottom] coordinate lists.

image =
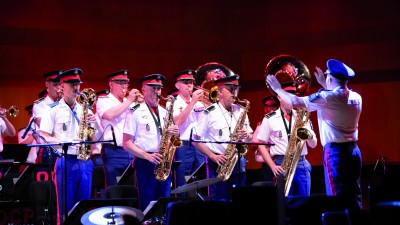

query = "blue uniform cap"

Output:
[[326, 59, 355, 80]]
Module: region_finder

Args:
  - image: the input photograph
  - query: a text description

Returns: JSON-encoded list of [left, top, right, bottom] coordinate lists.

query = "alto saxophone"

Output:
[[154, 95, 182, 181], [216, 98, 250, 181], [77, 88, 97, 161], [280, 108, 313, 196]]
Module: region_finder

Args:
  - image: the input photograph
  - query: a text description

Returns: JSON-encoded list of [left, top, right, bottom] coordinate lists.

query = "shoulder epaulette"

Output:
[[264, 111, 276, 119], [204, 105, 215, 114], [34, 97, 45, 104], [49, 101, 59, 108], [194, 107, 205, 112], [130, 104, 140, 112]]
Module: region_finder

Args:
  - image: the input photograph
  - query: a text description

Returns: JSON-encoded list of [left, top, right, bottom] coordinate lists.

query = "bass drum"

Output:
[[264, 54, 311, 96]]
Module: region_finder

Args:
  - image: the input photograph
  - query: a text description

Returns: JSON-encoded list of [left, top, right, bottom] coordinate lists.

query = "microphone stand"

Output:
[[28, 139, 115, 224]]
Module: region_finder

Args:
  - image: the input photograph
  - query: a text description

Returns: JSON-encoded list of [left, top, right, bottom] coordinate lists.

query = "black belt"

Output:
[[273, 155, 305, 161]]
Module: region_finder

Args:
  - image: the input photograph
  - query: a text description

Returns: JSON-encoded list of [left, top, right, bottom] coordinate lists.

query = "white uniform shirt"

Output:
[[123, 102, 167, 153], [257, 109, 315, 157], [40, 99, 87, 155], [32, 96, 55, 119], [168, 95, 204, 141], [195, 102, 253, 155], [304, 87, 362, 146], [96, 93, 136, 146]]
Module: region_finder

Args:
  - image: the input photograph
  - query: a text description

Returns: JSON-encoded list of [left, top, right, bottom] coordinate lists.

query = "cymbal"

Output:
[[80, 206, 144, 225], [171, 177, 222, 194]]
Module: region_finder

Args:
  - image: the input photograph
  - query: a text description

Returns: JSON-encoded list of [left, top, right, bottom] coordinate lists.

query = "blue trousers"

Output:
[[102, 144, 134, 187], [54, 155, 93, 225], [174, 141, 205, 196], [134, 157, 171, 211], [323, 142, 362, 210], [274, 155, 311, 196]]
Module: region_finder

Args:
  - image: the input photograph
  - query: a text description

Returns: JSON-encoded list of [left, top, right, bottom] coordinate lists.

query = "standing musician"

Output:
[[40, 68, 100, 224], [169, 69, 205, 196], [32, 70, 63, 165], [255, 85, 317, 196], [192, 74, 253, 201], [122, 74, 179, 211], [266, 58, 363, 209], [0, 104, 16, 159], [95, 70, 142, 188]]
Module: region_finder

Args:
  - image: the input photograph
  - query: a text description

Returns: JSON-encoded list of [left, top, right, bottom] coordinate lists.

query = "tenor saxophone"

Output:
[[216, 98, 250, 181], [280, 108, 313, 196], [154, 95, 182, 181]]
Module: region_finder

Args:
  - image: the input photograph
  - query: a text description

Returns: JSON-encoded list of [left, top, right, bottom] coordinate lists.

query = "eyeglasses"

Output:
[[224, 84, 240, 92], [148, 85, 163, 90], [113, 80, 130, 85], [68, 82, 81, 87], [178, 80, 194, 85]]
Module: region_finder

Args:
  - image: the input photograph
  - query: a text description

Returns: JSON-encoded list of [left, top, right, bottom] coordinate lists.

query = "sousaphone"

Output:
[[264, 54, 311, 96]]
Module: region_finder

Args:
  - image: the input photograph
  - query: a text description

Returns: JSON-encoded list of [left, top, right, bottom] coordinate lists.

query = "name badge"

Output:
[[146, 124, 150, 131], [219, 129, 222, 136], [63, 123, 67, 131], [278, 131, 282, 138]]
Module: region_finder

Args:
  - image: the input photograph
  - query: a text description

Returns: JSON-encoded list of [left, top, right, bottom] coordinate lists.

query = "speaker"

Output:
[[286, 194, 348, 225], [64, 198, 137, 225], [231, 185, 285, 225], [0, 201, 37, 224], [141, 197, 200, 223]]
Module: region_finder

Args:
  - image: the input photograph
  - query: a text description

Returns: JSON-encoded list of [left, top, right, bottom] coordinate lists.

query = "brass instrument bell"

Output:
[[0, 105, 19, 117]]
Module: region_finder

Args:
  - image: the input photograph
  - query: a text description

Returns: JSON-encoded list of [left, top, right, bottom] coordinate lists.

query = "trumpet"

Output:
[[0, 105, 19, 117], [126, 89, 144, 103], [194, 80, 218, 107]]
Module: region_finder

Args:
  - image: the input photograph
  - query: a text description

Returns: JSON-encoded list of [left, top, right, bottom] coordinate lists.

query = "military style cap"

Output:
[[214, 74, 240, 86], [96, 89, 110, 97], [140, 74, 166, 87], [57, 68, 83, 84], [326, 59, 355, 80], [43, 70, 62, 82], [262, 96, 279, 106], [106, 69, 130, 81], [173, 69, 196, 81]]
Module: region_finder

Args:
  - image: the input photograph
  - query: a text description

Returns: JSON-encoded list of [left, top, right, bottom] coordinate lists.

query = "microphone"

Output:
[[111, 125, 117, 146], [22, 117, 36, 139], [189, 127, 194, 147]]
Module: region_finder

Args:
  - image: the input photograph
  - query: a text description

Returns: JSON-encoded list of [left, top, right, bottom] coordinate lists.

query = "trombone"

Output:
[[0, 105, 19, 117], [194, 80, 218, 107]]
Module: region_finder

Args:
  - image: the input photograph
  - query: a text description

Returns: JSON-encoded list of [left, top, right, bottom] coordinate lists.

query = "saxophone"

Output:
[[154, 95, 182, 181], [280, 108, 313, 196], [77, 88, 97, 161], [216, 98, 250, 181]]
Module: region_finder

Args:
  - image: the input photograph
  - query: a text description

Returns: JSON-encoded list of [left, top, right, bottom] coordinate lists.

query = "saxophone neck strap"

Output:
[[146, 103, 162, 134], [280, 109, 292, 139], [70, 103, 80, 125]]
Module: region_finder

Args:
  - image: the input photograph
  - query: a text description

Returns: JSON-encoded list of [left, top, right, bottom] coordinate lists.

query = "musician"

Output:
[[0, 104, 16, 159], [40, 68, 100, 224], [32, 70, 63, 165], [90, 89, 110, 168], [192, 74, 253, 201], [96, 70, 142, 187], [169, 69, 205, 196], [122, 74, 179, 211], [252, 96, 280, 182], [255, 85, 317, 196], [266, 58, 362, 209]]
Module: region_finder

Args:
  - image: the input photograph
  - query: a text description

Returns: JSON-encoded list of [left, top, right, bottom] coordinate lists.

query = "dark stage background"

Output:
[[1, 0, 400, 170]]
